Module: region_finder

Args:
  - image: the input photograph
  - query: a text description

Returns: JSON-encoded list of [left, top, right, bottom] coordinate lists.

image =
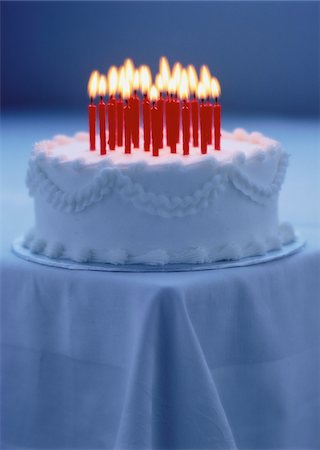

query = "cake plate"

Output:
[[12, 236, 306, 273]]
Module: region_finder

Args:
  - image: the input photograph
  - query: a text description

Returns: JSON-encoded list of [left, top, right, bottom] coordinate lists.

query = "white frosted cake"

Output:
[[23, 128, 295, 265]]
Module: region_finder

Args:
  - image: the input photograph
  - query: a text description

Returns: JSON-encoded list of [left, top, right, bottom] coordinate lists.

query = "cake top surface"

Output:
[[27, 127, 288, 217], [33, 128, 280, 170]]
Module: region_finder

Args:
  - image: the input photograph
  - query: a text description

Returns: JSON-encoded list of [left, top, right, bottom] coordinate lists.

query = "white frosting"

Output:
[[24, 128, 295, 265]]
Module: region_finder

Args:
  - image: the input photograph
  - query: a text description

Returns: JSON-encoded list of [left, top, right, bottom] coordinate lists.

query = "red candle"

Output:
[[200, 99, 207, 154], [182, 99, 190, 155], [131, 90, 140, 148], [124, 99, 132, 154], [88, 100, 96, 151], [107, 96, 116, 150], [157, 92, 164, 149], [165, 92, 171, 147], [87, 70, 99, 151], [206, 98, 213, 145], [168, 95, 176, 153], [214, 98, 221, 151], [117, 95, 124, 147], [143, 94, 151, 152], [174, 93, 180, 145], [97, 73, 107, 155], [191, 93, 199, 147], [151, 103, 159, 157], [98, 97, 106, 155], [210, 77, 222, 151], [150, 86, 161, 156]]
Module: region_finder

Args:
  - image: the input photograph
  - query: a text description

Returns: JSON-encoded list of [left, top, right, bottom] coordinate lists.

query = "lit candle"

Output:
[[159, 57, 171, 148], [198, 82, 207, 154], [87, 71, 99, 151], [182, 100, 190, 155], [131, 69, 140, 148], [107, 66, 118, 150], [172, 63, 182, 145], [116, 67, 126, 147], [174, 93, 180, 145], [188, 65, 199, 147], [211, 77, 221, 151], [98, 75, 107, 155], [180, 69, 190, 155], [116, 94, 124, 147], [150, 85, 160, 156], [140, 65, 152, 152], [155, 74, 164, 149], [167, 78, 176, 153], [200, 65, 211, 147], [122, 80, 132, 154], [206, 96, 213, 145]]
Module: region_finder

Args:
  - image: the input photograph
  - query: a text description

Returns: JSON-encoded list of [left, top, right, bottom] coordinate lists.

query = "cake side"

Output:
[[23, 129, 296, 265]]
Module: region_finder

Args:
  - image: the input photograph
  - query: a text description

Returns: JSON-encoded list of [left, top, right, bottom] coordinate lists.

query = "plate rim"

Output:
[[11, 235, 306, 273]]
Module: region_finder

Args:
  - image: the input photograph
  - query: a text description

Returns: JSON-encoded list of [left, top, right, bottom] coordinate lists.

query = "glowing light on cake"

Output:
[[98, 75, 107, 155], [107, 66, 118, 96], [139, 65, 152, 96], [124, 58, 134, 87], [172, 62, 182, 93], [133, 70, 140, 92], [88, 70, 99, 99], [87, 70, 99, 151], [159, 56, 170, 93], [200, 65, 211, 94], [187, 65, 198, 95]]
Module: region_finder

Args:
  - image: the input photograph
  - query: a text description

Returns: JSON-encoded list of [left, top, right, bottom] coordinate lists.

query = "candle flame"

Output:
[[159, 56, 170, 91], [211, 77, 221, 98], [122, 79, 131, 100], [150, 85, 158, 103], [133, 69, 140, 90], [155, 73, 164, 92], [179, 69, 189, 100], [139, 65, 152, 95], [107, 66, 118, 96], [124, 58, 135, 85], [87, 70, 99, 99], [98, 75, 107, 97], [187, 65, 198, 94], [200, 65, 211, 94], [172, 62, 182, 87], [168, 78, 176, 95], [197, 81, 206, 100], [117, 66, 126, 95]]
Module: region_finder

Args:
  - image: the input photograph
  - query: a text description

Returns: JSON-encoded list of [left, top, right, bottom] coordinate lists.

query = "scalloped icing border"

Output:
[[21, 222, 296, 266], [26, 151, 289, 218]]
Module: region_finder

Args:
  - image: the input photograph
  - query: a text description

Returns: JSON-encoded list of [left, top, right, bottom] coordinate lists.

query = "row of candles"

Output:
[[87, 57, 221, 156]]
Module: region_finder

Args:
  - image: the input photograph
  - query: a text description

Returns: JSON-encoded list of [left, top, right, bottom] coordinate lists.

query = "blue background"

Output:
[[1, 1, 319, 116]]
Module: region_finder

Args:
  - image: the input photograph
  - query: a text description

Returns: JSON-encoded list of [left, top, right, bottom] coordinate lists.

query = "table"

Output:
[[1, 114, 320, 449]]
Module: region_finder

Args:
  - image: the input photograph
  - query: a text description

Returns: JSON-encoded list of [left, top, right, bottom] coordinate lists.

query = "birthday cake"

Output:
[[23, 128, 295, 265], [22, 58, 296, 265]]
